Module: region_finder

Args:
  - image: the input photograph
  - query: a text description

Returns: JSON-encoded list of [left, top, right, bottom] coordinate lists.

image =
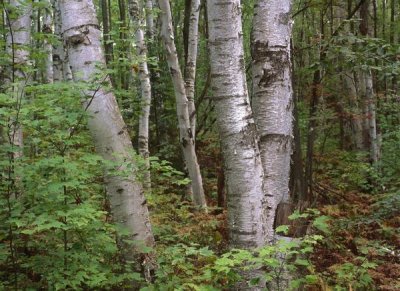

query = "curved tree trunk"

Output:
[[207, 0, 266, 249], [251, 0, 294, 242], [58, 0, 155, 271], [158, 0, 207, 210]]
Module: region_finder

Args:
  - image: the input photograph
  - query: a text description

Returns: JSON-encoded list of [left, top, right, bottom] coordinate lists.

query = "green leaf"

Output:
[[312, 215, 331, 234]]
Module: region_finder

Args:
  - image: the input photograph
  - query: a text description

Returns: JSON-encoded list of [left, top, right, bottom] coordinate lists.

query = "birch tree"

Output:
[[5, 0, 32, 159], [158, 0, 207, 209], [207, 0, 266, 248], [251, 0, 294, 242], [58, 0, 155, 269], [127, 0, 152, 191], [42, 0, 53, 83], [359, 0, 379, 165], [145, 0, 155, 38], [51, 0, 72, 82], [184, 0, 200, 137]]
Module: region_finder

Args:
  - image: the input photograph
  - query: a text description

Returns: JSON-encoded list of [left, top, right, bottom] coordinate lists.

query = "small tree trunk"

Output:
[[158, 0, 207, 210], [145, 0, 155, 38], [51, 0, 63, 81], [6, 0, 33, 160], [359, 0, 379, 165], [101, 0, 114, 66], [128, 0, 152, 191], [342, 71, 364, 150], [42, 0, 53, 83], [52, 0, 72, 82], [184, 0, 200, 138], [59, 0, 155, 274]]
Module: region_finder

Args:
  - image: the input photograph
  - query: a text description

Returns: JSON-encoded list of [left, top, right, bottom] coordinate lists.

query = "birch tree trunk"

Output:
[[101, 0, 113, 66], [42, 0, 53, 83], [342, 71, 364, 150], [6, 0, 32, 159], [145, 0, 155, 38], [207, 0, 266, 249], [58, 0, 155, 269], [359, 0, 379, 165], [52, 0, 73, 82], [184, 0, 200, 136], [128, 0, 152, 191], [158, 0, 207, 209], [251, 0, 294, 242], [51, 0, 63, 82]]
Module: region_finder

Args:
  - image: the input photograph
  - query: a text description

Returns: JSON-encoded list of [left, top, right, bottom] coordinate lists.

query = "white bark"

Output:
[[342, 71, 364, 150], [6, 0, 32, 158], [251, 0, 293, 242], [42, 0, 53, 83], [59, 0, 155, 254], [359, 70, 379, 164], [145, 0, 155, 38], [158, 0, 207, 209], [52, 0, 72, 82], [184, 0, 200, 136], [207, 0, 266, 249], [128, 0, 152, 191], [51, 0, 63, 82]]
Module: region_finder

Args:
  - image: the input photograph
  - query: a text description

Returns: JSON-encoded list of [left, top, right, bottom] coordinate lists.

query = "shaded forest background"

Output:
[[0, 0, 399, 290]]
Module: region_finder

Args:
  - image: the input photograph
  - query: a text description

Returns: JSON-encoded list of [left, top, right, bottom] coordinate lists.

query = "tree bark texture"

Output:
[[158, 0, 207, 209], [342, 71, 364, 150], [52, 0, 73, 82], [184, 0, 200, 137], [128, 0, 152, 191], [101, 0, 114, 65], [207, 0, 266, 249], [359, 0, 379, 165], [59, 0, 155, 256], [145, 0, 155, 38], [6, 0, 33, 159], [42, 0, 53, 83], [251, 0, 294, 242]]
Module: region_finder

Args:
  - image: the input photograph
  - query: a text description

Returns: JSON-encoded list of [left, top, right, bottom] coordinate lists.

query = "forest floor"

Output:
[[310, 183, 400, 290], [149, 144, 400, 290]]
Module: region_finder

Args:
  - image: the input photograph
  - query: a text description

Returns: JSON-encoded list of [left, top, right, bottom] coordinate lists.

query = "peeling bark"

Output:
[[207, 0, 266, 249], [251, 0, 294, 242]]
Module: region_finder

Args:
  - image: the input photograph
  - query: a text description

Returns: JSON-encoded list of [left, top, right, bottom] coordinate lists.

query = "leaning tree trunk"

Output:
[[207, 0, 266, 249], [58, 0, 155, 273], [128, 0, 152, 191], [251, 0, 294, 243], [158, 0, 207, 209], [6, 0, 32, 159]]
